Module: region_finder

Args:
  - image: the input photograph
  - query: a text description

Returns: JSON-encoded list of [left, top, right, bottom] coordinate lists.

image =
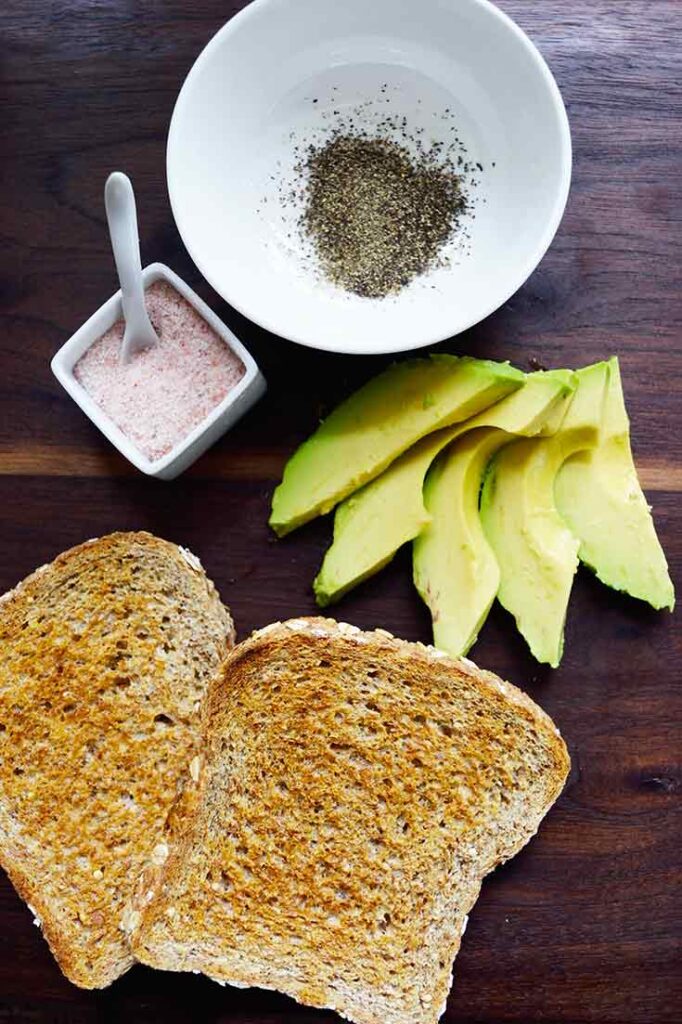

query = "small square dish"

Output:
[[51, 262, 266, 480]]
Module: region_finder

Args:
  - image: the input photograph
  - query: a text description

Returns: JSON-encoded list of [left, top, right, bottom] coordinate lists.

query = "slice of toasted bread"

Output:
[[132, 617, 569, 1024], [0, 532, 235, 988]]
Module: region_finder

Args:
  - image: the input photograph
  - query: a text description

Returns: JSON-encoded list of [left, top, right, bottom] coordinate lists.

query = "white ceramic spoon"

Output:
[[104, 171, 159, 364]]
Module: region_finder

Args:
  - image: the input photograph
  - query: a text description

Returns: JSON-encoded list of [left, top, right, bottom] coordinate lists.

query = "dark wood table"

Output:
[[1, 1, 680, 1021]]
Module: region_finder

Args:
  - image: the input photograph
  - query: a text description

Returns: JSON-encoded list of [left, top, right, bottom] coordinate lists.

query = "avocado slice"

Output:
[[270, 356, 524, 537], [555, 357, 674, 610], [413, 428, 509, 657], [314, 370, 575, 606], [479, 362, 609, 667]]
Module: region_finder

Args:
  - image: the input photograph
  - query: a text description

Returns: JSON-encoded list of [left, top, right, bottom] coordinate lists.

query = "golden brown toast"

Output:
[[0, 532, 234, 988], [132, 617, 569, 1024]]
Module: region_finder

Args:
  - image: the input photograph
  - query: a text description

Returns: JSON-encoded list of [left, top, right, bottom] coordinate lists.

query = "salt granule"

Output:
[[74, 281, 245, 461]]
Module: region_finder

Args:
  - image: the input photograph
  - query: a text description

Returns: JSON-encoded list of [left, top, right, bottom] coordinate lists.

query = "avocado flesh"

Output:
[[314, 370, 575, 606], [270, 356, 524, 537], [480, 362, 609, 667], [555, 357, 674, 610], [413, 427, 510, 657]]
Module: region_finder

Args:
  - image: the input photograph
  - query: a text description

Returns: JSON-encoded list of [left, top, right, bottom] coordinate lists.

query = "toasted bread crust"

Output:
[[133, 617, 569, 1024], [0, 532, 235, 988]]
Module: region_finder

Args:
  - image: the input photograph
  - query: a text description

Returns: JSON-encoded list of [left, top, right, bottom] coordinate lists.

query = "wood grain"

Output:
[[0, 443, 679, 491], [0, 1, 680, 1023]]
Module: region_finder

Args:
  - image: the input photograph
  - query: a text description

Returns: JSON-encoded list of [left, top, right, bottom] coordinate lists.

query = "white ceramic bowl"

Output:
[[51, 263, 266, 480], [167, 0, 571, 355]]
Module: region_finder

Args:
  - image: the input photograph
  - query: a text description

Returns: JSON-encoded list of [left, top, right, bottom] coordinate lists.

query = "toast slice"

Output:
[[132, 618, 569, 1024], [0, 532, 235, 988]]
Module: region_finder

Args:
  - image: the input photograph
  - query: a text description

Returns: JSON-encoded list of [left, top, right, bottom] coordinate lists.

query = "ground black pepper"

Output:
[[298, 132, 468, 298], [259, 89, 484, 298]]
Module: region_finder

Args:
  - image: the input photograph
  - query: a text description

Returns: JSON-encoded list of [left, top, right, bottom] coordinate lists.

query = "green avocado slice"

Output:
[[479, 362, 610, 667], [270, 356, 524, 537], [555, 357, 674, 610], [314, 369, 575, 606], [413, 427, 510, 657]]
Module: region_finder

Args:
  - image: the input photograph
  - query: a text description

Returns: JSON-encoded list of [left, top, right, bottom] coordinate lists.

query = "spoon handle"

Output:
[[104, 172, 149, 338]]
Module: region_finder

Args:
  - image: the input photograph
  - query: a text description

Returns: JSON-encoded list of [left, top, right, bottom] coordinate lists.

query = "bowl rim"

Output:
[[167, 0, 572, 355]]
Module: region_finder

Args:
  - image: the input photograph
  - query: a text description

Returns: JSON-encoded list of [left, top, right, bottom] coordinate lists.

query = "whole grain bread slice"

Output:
[[0, 532, 235, 988], [132, 617, 569, 1024]]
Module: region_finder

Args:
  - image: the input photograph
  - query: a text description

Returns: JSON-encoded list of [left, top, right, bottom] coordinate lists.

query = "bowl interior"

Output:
[[168, 0, 570, 354]]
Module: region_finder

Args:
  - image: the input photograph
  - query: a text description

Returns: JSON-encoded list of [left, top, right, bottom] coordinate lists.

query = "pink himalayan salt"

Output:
[[74, 281, 245, 462]]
